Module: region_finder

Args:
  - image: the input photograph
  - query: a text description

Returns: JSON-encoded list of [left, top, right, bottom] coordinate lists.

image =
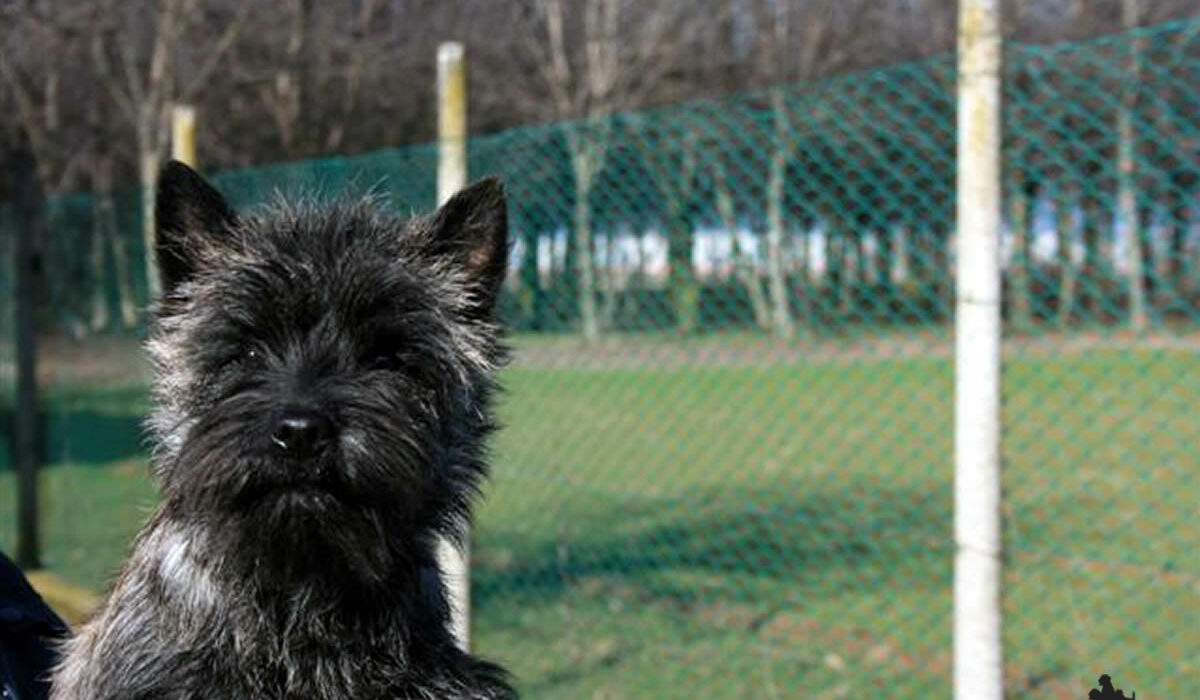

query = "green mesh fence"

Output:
[[1, 17, 1197, 698]]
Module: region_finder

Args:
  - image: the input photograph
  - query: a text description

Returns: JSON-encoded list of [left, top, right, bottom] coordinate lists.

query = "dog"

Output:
[[51, 161, 516, 699]]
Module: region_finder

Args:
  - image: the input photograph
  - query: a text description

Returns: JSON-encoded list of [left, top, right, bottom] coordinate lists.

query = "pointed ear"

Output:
[[425, 177, 508, 317], [155, 160, 237, 296]]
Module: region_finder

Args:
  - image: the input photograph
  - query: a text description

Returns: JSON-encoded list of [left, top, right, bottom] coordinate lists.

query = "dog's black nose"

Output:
[[271, 409, 332, 456]]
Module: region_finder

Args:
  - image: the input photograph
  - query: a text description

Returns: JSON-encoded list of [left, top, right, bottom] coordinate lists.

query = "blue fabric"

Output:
[[0, 552, 67, 700]]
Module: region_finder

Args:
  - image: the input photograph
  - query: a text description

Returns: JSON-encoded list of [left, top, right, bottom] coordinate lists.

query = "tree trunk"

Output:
[[1140, 204, 1155, 303], [139, 124, 162, 301], [932, 224, 951, 319], [91, 144, 137, 329], [1056, 185, 1078, 328], [839, 232, 855, 316], [1080, 194, 1103, 321], [795, 227, 813, 327], [717, 179, 770, 331], [826, 219, 844, 320], [573, 159, 599, 341], [634, 230, 647, 288], [667, 205, 698, 334], [600, 226, 619, 329], [519, 223, 544, 331], [563, 120, 610, 342], [1166, 171, 1192, 304], [895, 226, 909, 284], [855, 232, 868, 289], [558, 212, 572, 306], [765, 90, 795, 338], [108, 210, 138, 328], [1118, 0, 1147, 334], [1009, 182, 1034, 332], [90, 158, 112, 332], [879, 228, 897, 310]]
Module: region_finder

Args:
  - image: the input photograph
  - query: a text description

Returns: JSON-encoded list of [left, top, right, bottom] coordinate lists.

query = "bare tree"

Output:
[[527, 0, 609, 339], [90, 0, 247, 299], [88, 98, 139, 330], [714, 164, 772, 330], [1118, 0, 1148, 333], [259, 0, 309, 152], [0, 2, 96, 194], [0, 3, 148, 333], [627, 116, 704, 333], [240, 0, 410, 158], [756, 0, 799, 338], [749, 0, 881, 337], [5, 0, 1195, 343], [512, 0, 685, 340]]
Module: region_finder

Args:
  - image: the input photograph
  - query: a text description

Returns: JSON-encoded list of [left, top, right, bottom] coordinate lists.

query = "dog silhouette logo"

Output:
[[1088, 674, 1135, 700]]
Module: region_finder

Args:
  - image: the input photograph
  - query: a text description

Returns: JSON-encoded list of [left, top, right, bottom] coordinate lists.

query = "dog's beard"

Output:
[[160, 408, 434, 591], [235, 485, 396, 589]]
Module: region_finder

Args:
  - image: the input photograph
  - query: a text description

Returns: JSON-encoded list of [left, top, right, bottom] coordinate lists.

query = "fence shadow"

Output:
[[474, 479, 952, 610], [0, 384, 149, 469]]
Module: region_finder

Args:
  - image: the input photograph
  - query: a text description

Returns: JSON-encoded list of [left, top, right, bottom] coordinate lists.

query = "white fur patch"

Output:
[[156, 527, 218, 614]]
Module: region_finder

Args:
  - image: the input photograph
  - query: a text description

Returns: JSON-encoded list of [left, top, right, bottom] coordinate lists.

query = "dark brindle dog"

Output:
[[52, 162, 516, 700]]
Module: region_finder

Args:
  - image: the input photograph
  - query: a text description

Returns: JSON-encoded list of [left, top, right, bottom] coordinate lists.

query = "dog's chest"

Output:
[[175, 621, 499, 700]]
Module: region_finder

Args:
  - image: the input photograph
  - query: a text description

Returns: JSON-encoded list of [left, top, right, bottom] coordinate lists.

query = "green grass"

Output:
[[1, 341, 1196, 698]]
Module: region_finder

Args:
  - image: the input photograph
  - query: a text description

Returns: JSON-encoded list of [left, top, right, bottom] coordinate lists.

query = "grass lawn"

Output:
[[1, 336, 1195, 698]]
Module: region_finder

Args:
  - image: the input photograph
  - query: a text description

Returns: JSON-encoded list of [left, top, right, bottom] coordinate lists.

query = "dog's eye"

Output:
[[216, 344, 261, 372], [367, 353, 400, 372], [238, 347, 265, 368]]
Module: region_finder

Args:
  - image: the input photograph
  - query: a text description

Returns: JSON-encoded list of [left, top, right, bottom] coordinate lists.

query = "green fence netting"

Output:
[[1, 17, 1197, 699]]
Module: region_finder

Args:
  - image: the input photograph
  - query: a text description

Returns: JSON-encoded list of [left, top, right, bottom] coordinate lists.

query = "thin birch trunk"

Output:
[[1056, 185, 1078, 328], [90, 162, 111, 331], [765, 88, 795, 338], [717, 178, 770, 330], [571, 140, 600, 340], [1119, 0, 1147, 333], [1009, 183, 1034, 332]]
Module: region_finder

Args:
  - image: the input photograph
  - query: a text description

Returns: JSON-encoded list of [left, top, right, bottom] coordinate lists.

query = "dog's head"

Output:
[[147, 161, 508, 581]]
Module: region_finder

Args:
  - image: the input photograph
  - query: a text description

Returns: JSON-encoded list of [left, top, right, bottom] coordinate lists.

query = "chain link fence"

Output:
[[1, 17, 1197, 698]]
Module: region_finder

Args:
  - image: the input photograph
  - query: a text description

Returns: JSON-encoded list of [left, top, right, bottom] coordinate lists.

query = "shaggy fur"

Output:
[[51, 162, 516, 699]]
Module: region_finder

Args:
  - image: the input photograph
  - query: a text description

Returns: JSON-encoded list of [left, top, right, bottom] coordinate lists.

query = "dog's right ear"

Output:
[[424, 177, 508, 319], [156, 161, 237, 296]]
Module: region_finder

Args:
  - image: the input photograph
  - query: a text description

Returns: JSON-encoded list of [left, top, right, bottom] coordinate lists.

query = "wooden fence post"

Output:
[[12, 134, 43, 570], [171, 104, 198, 167], [436, 41, 471, 652], [954, 1, 1005, 698]]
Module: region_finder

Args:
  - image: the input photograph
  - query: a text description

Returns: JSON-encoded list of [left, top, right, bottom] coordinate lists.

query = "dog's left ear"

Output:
[[156, 161, 239, 297], [425, 177, 508, 317]]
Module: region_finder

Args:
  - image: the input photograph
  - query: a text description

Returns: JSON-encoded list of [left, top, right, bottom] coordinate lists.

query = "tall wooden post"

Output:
[[171, 104, 198, 167], [954, 1, 1005, 698], [12, 135, 43, 570], [436, 41, 471, 652]]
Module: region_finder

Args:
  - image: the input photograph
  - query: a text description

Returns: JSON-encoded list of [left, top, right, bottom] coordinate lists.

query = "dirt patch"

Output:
[[511, 328, 1199, 370], [10, 326, 1198, 384], [33, 334, 152, 387]]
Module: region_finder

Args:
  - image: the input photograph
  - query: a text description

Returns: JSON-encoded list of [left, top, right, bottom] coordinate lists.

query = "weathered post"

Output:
[[954, 1, 1005, 698], [171, 104, 198, 167], [436, 40, 471, 651], [12, 134, 43, 570]]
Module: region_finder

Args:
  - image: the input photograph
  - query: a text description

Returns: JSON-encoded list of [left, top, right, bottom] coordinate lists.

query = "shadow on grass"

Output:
[[474, 480, 952, 611], [0, 385, 149, 469], [40, 409, 148, 466], [472, 480, 952, 695]]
